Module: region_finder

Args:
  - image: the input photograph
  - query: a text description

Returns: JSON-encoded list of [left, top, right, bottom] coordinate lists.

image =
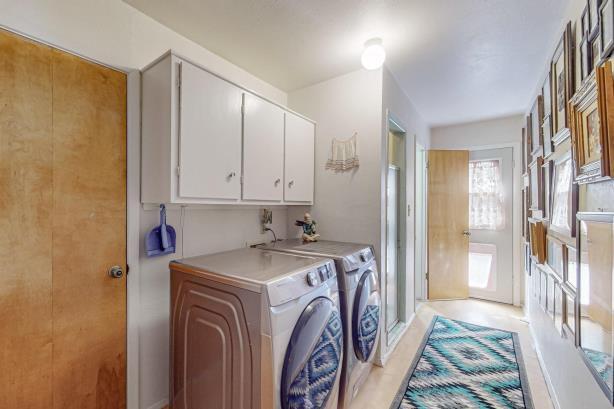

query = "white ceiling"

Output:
[[124, 0, 570, 126]]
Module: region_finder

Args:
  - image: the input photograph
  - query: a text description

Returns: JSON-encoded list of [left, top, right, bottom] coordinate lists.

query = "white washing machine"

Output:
[[259, 240, 381, 409], [169, 247, 343, 409]]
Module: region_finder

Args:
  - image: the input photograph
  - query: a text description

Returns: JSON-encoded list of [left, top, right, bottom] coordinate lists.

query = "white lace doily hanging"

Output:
[[325, 132, 359, 171]]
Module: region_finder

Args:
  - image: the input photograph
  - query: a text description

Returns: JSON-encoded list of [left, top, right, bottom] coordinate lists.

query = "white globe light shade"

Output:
[[361, 38, 386, 70]]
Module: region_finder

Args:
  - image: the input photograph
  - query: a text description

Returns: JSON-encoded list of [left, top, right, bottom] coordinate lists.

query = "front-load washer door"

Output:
[[281, 297, 343, 409], [352, 268, 381, 362]]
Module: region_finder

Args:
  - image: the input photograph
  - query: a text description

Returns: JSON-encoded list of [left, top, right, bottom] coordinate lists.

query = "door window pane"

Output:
[[469, 159, 505, 230]]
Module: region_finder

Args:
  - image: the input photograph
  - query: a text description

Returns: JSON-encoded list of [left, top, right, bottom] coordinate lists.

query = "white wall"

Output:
[[287, 69, 384, 262], [431, 114, 524, 149], [1, 3, 289, 409], [0, 0, 286, 104]]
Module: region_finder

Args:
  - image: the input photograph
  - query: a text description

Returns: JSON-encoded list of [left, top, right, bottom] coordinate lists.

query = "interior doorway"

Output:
[[468, 147, 514, 304], [385, 118, 407, 346]]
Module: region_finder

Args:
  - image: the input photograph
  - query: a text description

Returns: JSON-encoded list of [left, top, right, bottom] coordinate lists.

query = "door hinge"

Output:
[[425, 271, 429, 280], [407, 204, 411, 217], [425, 160, 429, 169], [241, 100, 245, 116], [176, 166, 180, 176]]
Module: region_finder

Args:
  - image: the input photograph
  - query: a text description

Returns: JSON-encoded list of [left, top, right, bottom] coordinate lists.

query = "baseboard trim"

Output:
[[527, 321, 561, 409]]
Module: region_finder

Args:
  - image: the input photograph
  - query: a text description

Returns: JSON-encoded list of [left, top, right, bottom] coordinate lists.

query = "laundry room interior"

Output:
[[3, 0, 614, 408]]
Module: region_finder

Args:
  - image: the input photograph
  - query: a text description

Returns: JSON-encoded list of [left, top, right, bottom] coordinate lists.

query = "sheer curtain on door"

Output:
[[469, 159, 505, 230]]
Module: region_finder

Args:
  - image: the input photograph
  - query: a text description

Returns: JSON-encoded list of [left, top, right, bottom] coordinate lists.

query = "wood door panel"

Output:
[[0, 29, 54, 409], [427, 150, 469, 300], [51, 50, 127, 409]]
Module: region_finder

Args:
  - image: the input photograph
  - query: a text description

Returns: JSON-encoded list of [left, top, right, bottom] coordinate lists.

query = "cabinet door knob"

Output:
[[227, 171, 236, 179], [463, 230, 471, 237], [274, 178, 281, 186], [288, 180, 294, 187]]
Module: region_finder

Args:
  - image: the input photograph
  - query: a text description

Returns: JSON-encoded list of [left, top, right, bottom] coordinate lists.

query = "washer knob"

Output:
[[306, 271, 318, 287]]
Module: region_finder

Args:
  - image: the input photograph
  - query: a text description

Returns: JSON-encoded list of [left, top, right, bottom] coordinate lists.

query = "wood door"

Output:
[[178, 59, 242, 200], [427, 150, 469, 300], [0, 29, 127, 409], [284, 112, 314, 202], [242, 93, 284, 201]]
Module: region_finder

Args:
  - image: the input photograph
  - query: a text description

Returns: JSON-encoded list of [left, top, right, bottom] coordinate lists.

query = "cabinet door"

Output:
[[178, 60, 242, 200], [284, 113, 315, 202], [242, 93, 284, 201]]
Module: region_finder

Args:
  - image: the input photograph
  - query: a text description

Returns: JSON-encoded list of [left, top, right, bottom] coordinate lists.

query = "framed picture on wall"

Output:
[[542, 159, 553, 220], [547, 235, 565, 280], [552, 23, 573, 141], [565, 244, 578, 290], [529, 157, 544, 212], [522, 127, 528, 174], [601, 0, 614, 58], [554, 282, 564, 334], [529, 219, 547, 264], [592, 34, 602, 70], [576, 212, 614, 402], [547, 273, 556, 320], [531, 96, 544, 157], [589, 0, 602, 37], [550, 151, 577, 237], [570, 61, 614, 183], [583, 5, 591, 37], [543, 73, 554, 157], [581, 37, 591, 82], [563, 288, 577, 341]]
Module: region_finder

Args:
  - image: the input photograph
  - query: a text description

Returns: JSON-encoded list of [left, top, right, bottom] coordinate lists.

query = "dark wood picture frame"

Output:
[[552, 23, 574, 143], [590, 0, 602, 38], [564, 244, 578, 290], [531, 96, 544, 158], [581, 37, 591, 82], [543, 72, 554, 157], [575, 211, 614, 404]]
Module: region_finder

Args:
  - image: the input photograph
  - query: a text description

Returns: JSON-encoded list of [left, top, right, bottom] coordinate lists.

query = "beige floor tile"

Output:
[[350, 299, 553, 409]]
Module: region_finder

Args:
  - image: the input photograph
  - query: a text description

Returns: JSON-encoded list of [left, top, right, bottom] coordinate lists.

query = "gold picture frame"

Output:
[[570, 60, 614, 183], [552, 23, 574, 144]]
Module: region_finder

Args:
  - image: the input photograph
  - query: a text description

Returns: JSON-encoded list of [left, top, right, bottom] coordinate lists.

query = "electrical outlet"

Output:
[[261, 208, 273, 233]]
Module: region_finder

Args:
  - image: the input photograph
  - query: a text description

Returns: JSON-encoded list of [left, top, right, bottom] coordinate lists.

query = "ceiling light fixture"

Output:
[[361, 38, 386, 70]]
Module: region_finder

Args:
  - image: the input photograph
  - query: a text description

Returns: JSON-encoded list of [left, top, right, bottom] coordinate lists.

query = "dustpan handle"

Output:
[[160, 204, 170, 249]]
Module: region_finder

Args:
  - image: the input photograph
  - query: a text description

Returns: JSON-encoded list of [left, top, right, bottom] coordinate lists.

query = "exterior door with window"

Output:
[[468, 148, 514, 304]]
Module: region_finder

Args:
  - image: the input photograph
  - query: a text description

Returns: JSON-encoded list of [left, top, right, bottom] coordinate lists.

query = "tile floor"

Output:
[[351, 299, 553, 409]]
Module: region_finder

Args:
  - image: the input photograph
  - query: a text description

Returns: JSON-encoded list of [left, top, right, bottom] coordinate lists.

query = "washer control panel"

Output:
[[305, 263, 336, 287]]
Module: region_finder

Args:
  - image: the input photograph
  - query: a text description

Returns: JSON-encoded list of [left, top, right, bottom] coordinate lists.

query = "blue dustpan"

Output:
[[146, 204, 176, 257]]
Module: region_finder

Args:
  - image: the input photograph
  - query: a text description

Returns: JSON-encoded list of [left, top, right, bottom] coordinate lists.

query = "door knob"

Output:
[[274, 178, 281, 186], [288, 180, 294, 187], [227, 171, 236, 179], [463, 230, 471, 237], [108, 265, 124, 279]]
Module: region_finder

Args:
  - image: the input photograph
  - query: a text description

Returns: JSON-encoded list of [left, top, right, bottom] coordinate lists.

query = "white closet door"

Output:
[[284, 113, 314, 202], [178, 60, 242, 200], [242, 93, 284, 201]]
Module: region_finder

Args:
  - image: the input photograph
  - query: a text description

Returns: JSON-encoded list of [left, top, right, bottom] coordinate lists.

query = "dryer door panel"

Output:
[[352, 269, 381, 362], [281, 297, 343, 409]]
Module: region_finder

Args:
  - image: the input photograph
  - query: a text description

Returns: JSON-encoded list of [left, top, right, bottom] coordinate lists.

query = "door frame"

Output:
[[421, 142, 522, 307], [379, 110, 416, 364]]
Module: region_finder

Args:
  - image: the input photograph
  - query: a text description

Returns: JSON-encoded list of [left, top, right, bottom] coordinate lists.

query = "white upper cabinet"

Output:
[[141, 51, 314, 205], [178, 60, 242, 200], [284, 113, 315, 202], [242, 93, 285, 201]]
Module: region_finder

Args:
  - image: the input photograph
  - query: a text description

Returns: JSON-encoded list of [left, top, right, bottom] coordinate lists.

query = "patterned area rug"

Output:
[[390, 316, 533, 409]]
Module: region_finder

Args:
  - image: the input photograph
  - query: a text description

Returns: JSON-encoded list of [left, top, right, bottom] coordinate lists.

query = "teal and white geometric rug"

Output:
[[390, 316, 533, 409]]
